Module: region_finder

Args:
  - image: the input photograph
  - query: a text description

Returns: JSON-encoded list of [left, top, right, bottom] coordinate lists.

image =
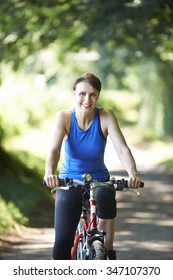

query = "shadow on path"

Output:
[[112, 166, 173, 260]]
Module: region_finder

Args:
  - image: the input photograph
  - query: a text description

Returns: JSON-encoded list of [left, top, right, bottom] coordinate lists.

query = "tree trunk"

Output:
[[159, 61, 173, 137]]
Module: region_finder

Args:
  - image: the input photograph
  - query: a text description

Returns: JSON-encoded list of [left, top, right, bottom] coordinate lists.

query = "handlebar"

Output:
[[44, 175, 144, 195]]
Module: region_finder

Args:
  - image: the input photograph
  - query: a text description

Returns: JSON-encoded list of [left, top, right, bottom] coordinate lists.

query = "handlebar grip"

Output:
[[116, 179, 144, 191], [125, 180, 144, 188], [43, 178, 67, 186], [43, 178, 69, 187], [59, 178, 65, 185]]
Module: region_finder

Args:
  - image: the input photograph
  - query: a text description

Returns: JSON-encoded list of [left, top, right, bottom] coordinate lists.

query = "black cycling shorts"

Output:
[[52, 185, 116, 259]]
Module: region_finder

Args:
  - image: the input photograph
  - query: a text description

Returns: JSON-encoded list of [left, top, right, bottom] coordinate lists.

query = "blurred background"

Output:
[[0, 0, 173, 234]]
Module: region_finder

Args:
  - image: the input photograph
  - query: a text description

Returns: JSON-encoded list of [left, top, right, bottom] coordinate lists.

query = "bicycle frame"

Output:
[[49, 174, 144, 260], [71, 207, 88, 260], [71, 182, 106, 260]]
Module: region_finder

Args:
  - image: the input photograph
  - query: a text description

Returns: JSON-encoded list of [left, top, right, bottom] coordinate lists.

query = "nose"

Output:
[[84, 94, 90, 103]]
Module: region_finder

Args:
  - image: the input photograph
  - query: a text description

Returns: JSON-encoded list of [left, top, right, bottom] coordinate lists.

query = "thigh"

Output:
[[96, 186, 117, 219], [54, 187, 82, 245]]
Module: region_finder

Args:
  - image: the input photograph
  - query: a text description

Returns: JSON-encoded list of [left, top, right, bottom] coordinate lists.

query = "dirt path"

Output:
[[114, 165, 173, 260], [0, 140, 173, 260]]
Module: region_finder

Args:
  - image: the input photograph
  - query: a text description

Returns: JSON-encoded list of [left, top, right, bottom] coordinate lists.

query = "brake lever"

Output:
[[123, 188, 140, 196]]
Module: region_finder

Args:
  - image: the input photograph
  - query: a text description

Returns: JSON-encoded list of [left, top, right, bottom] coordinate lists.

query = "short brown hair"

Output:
[[73, 73, 101, 92]]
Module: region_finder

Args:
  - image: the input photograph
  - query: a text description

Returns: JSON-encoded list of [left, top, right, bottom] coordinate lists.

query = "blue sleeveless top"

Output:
[[59, 108, 109, 181]]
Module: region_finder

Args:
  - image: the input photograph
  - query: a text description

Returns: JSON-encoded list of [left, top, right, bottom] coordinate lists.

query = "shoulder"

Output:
[[98, 108, 118, 137], [55, 109, 72, 120], [54, 109, 72, 135], [98, 108, 117, 122]]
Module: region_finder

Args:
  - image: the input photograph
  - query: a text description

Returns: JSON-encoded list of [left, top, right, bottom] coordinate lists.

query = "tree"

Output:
[[1, 0, 173, 136], [2, 1, 171, 65]]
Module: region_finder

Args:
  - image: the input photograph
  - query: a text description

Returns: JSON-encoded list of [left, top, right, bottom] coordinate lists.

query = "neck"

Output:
[[75, 108, 96, 130]]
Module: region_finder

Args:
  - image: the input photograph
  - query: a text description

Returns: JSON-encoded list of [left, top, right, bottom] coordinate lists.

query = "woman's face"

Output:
[[74, 81, 99, 114]]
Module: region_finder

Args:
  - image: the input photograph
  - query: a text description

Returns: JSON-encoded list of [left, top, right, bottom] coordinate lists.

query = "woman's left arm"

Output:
[[105, 109, 141, 188]]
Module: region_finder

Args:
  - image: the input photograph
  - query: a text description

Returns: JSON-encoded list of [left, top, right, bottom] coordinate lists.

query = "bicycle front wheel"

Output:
[[89, 240, 106, 260]]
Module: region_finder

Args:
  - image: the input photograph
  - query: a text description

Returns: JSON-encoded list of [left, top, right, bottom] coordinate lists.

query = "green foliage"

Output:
[[161, 158, 173, 174], [1, 0, 173, 136], [1, 0, 172, 68], [99, 90, 141, 126], [0, 147, 54, 232], [0, 113, 21, 148], [0, 67, 62, 148], [0, 196, 28, 231]]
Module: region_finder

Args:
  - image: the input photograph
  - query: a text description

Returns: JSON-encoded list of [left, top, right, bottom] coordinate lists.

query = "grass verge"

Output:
[[0, 147, 54, 232]]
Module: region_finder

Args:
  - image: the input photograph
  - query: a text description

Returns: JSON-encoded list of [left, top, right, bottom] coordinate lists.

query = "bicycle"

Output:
[[50, 173, 144, 260]]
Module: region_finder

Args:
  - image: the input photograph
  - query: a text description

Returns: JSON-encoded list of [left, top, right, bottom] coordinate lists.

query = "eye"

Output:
[[79, 91, 86, 96], [91, 93, 97, 97]]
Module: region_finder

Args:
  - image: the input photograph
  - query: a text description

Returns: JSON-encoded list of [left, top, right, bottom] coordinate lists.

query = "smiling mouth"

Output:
[[82, 104, 92, 108]]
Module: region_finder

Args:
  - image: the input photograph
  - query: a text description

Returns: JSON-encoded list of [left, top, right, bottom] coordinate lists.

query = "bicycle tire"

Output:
[[89, 240, 106, 260]]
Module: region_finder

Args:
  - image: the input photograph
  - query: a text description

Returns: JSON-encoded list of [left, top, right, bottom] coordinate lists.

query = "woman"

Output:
[[44, 73, 141, 260]]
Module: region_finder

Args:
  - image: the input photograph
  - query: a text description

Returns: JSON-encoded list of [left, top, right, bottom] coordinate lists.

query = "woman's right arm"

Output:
[[44, 111, 66, 188]]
